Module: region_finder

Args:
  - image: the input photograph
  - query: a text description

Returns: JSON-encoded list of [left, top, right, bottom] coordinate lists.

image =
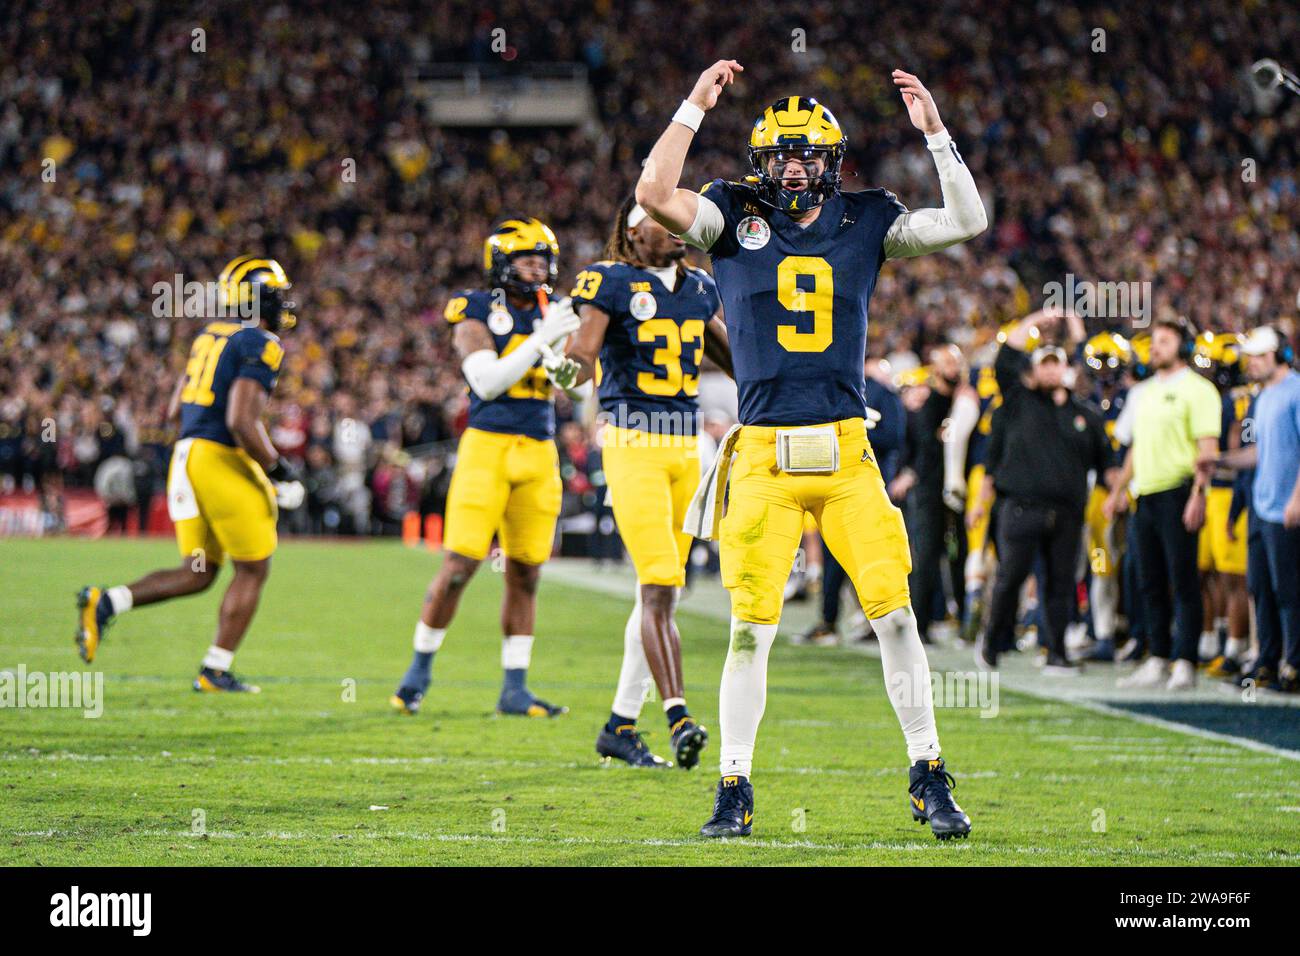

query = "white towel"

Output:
[[683, 423, 742, 541], [166, 438, 200, 522]]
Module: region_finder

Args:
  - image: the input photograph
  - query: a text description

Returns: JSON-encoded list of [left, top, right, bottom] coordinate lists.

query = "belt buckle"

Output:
[[775, 426, 839, 474]]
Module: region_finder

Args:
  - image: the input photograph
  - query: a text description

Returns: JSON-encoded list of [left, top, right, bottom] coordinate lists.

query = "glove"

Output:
[[274, 480, 306, 510], [534, 297, 580, 348], [265, 457, 305, 511], [943, 486, 966, 514], [542, 352, 581, 391], [865, 407, 882, 430]]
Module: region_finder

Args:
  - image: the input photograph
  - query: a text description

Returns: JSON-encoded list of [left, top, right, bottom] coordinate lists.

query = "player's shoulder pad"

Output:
[[233, 325, 284, 372], [683, 264, 717, 289], [845, 187, 909, 216], [700, 177, 762, 209], [444, 289, 491, 324]]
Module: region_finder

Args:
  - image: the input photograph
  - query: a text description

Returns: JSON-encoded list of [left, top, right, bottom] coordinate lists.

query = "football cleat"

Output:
[[1240, 666, 1280, 692], [597, 725, 669, 768], [1204, 655, 1241, 679], [699, 775, 754, 838], [75, 586, 115, 663], [792, 622, 838, 647], [497, 687, 567, 718], [193, 667, 261, 694], [390, 686, 425, 716], [908, 758, 971, 841], [669, 717, 709, 770]]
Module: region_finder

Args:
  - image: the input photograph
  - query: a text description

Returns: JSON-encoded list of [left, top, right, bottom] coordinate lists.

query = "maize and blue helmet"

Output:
[[748, 96, 847, 214]]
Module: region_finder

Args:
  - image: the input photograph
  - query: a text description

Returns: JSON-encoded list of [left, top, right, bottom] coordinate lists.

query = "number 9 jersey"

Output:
[[570, 260, 720, 433], [697, 178, 904, 427]]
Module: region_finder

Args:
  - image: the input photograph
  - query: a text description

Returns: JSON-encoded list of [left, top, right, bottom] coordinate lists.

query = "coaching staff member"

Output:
[[1104, 316, 1220, 691], [977, 308, 1113, 672]]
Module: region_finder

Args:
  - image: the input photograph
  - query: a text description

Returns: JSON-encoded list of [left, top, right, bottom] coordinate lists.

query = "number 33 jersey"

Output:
[[179, 321, 284, 446], [570, 260, 720, 434], [697, 179, 905, 427]]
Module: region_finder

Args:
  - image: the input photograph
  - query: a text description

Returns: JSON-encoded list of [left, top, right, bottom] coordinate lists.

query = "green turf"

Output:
[[1, 537, 1296, 865]]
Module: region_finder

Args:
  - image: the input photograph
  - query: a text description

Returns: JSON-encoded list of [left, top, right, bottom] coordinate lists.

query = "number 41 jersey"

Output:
[[698, 179, 905, 427], [570, 260, 720, 434]]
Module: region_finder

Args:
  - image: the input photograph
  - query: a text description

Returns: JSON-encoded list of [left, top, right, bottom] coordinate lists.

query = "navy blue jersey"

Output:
[[698, 179, 905, 426], [179, 321, 283, 446], [445, 290, 554, 441], [570, 260, 720, 434]]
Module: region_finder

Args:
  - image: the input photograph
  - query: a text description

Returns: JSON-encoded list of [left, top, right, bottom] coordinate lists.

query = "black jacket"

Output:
[[986, 345, 1111, 513]]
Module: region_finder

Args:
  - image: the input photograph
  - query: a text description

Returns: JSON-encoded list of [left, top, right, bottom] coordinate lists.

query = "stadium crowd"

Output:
[[2, 1, 1298, 683]]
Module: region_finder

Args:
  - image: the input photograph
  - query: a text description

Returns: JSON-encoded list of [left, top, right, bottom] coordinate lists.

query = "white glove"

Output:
[[865, 407, 882, 430], [943, 485, 966, 514], [534, 297, 580, 348], [274, 480, 305, 510], [543, 352, 581, 390]]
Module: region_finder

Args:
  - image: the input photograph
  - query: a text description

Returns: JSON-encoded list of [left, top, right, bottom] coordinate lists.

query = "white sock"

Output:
[[612, 597, 652, 719], [203, 645, 234, 672], [663, 697, 686, 713], [870, 606, 941, 763], [413, 621, 446, 653], [502, 634, 534, 670], [1090, 574, 1118, 641], [1225, 636, 1247, 659], [718, 617, 778, 778], [106, 585, 133, 614]]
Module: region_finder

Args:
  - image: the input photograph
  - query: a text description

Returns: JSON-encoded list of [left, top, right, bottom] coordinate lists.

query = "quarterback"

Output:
[[636, 61, 987, 838], [566, 196, 731, 768], [76, 256, 306, 692], [390, 218, 583, 718]]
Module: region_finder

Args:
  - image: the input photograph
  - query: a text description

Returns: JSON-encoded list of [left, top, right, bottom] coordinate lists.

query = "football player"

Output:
[[1077, 331, 1131, 661], [76, 256, 305, 692], [565, 196, 731, 768], [1194, 332, 1252, 675], [390, 218, 583, 718], [637, 62, 987, 839]]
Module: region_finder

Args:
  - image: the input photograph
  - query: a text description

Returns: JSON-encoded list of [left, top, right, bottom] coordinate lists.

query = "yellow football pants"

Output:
[[443, 427, 562, 566], [720, 418, 912, 625], [602, 425, 700, 587], [172, 438, 278, 564]]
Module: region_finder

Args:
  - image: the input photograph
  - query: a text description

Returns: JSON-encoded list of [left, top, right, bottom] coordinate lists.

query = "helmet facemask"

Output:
[[750, 143, 844, 213]]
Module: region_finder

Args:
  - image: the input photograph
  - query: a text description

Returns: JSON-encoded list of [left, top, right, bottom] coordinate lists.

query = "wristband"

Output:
[[672, 99, 705, 133], [266, 458, 290, 482]]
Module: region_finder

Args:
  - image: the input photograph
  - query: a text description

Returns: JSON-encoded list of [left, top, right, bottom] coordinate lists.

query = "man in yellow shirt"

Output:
[[1105, 317, 1220, 689]]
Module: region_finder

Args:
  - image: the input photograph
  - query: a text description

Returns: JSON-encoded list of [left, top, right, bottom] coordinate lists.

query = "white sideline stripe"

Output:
[[546, 563, 1300, 763], [1021, 695, 1300, 763]]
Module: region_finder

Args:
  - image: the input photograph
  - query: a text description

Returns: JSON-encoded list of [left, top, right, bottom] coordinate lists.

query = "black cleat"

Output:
[[597, 725, 668, 768], [699, 775, 754, 838], [908, 758, 971, 841], [75, 586, 115, 663], [669, 716, 708, 770]]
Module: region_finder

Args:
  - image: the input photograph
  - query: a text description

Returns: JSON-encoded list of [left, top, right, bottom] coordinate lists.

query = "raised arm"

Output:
[[883, 70, 988, 260], [635, 60, 743, 242]]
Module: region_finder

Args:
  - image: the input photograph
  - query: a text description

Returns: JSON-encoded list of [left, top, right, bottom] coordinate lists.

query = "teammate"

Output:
[[565, 196, 730, 768], [1194, 332, 1252, 674], [636, 62, 987, 839], [390, 218, 583, 718], [1077, 331, 1130, 662], [76, 256, 306, 692]]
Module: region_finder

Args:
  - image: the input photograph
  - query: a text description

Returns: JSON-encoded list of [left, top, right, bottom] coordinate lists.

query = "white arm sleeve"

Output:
[[564, 379, 594, 402], [943, 390, 980, 493], [884, 130, 988, 260], [462, 340, 544, 402], [676, 194, 725, 251]]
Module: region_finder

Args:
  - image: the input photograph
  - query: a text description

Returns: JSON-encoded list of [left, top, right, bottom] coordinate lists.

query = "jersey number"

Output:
[[776, 256, 833, 353], [180, 333, 230, 407], [501, 334, 552, 400], [637, 319, 705, 397]]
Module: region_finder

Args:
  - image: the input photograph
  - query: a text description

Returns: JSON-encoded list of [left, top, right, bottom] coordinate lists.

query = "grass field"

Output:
[[2, 537, 1298, 866]]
